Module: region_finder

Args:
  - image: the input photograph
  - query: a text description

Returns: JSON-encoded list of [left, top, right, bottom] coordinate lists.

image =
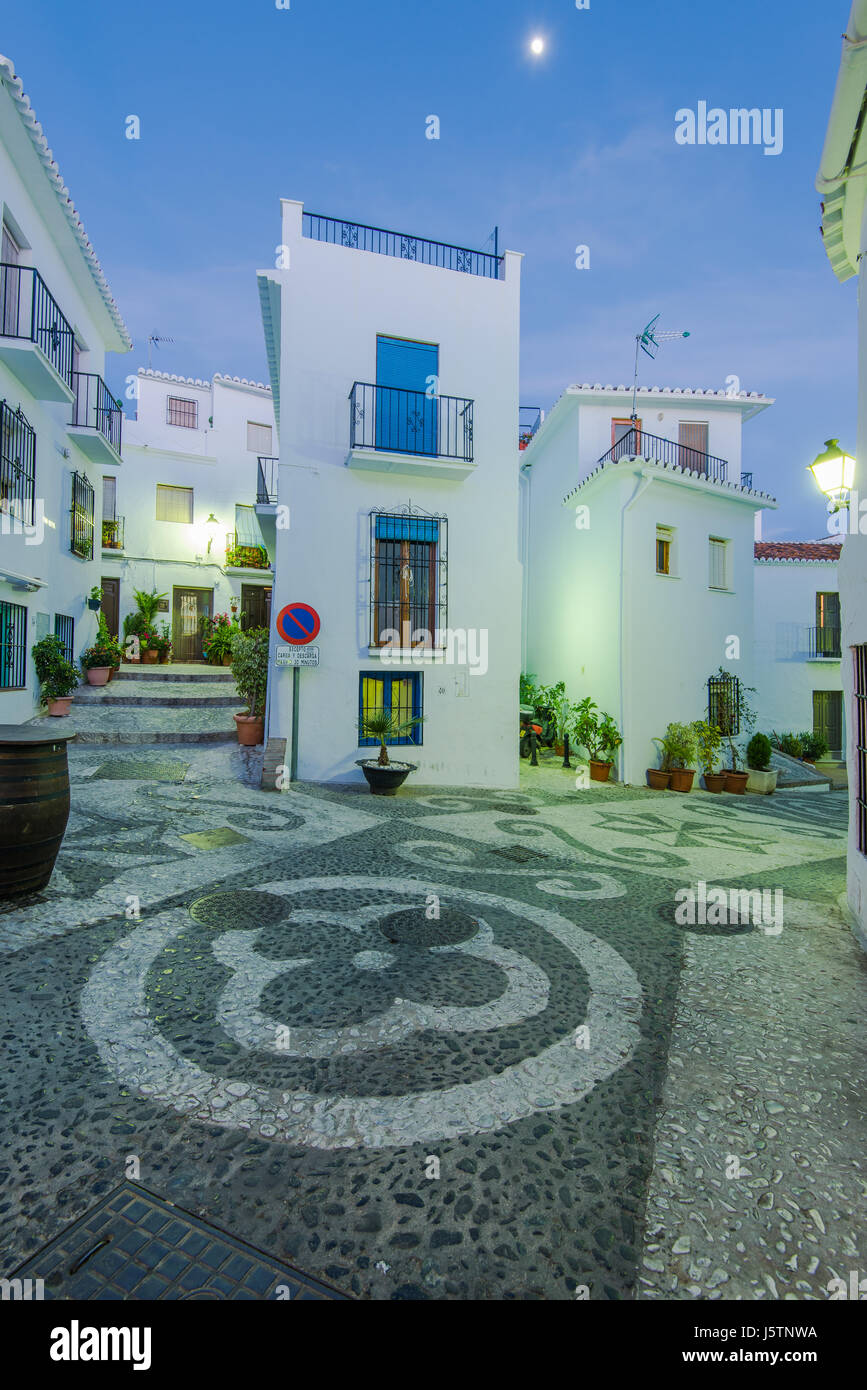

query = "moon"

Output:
[[530, 37, 545, 56]]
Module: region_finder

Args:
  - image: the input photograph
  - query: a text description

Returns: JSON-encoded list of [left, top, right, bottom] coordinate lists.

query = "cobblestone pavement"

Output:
[[0, 745, 862, 1301]]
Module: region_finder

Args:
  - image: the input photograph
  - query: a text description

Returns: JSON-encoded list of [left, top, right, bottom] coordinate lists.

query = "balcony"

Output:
[[519, 406, 542, 451], [598, 427, 728, 484], [257, 455, 278, 504], [806, 626, 842, 660], [68, 372, 123, 465], [0, 263, 74, 402], [102, 515, 125, 551], [225, 533, 271, 572], [303, 212, 504, 280], [348, 382, 475, 480]]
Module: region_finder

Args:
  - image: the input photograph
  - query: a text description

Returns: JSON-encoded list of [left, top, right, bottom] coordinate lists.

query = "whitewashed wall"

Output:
[[753, 558, 843, 743]]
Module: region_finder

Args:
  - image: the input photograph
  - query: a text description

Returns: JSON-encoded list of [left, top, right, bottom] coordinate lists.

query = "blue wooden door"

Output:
[[376, 336, 438, 455]]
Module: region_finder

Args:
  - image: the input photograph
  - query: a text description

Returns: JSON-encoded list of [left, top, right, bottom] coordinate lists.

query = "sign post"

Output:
[[275, 603, 321, 784]]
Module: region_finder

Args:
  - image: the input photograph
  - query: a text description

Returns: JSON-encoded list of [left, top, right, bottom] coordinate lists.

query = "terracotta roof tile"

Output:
[[755, 540, 842, 562]]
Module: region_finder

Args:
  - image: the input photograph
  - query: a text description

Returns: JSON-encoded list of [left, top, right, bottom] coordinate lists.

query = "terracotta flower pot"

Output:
[[704, 773, 726, 793], [647, 769, 671, 790], [86, 667, 110, 687], [47, 697, 73, 717], [589, 759, 612, 783], [670, 768, 696, 793], [222, 655, 233, 667], [141, 649, 159, 665], [234, 713, 265, 747], [723, 770, 749, 795]]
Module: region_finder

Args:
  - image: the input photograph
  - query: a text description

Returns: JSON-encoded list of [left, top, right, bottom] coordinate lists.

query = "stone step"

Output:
[[29, 705, 238, 745], [75, 680, 239, 708], [115, 663, 235, 684]]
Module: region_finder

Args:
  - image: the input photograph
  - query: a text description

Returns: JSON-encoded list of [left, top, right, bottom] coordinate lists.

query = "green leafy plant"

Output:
[[133, 588, 168, 625], [520, 671, 539, 707], [203, 611, 242, 664], [771, 730, 804, 759], [80, 644, 115, 670], [32, 634, 79, 703], [655, 721, 696, 771], [88, 585, 103, 603], [747, 733, 773, 771], [572, 698, 622, 764], [711, 667, 756, 771], [800, 730, 829, 761], [692, 719, 723, 777], [360, 709, 425, 766], [230, 627, 269, 718]]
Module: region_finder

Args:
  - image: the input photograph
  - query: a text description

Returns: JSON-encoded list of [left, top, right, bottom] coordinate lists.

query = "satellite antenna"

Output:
[[631, 315, 690, 421], [147, 334, 174, 370]]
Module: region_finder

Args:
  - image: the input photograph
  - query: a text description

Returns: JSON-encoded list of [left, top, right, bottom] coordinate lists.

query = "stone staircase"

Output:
[[35, 663, 241, 745]]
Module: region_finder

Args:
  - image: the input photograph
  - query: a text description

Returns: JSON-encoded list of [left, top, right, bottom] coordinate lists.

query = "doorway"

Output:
[[241, 584, 272, 632], [375, 335, 439, 456], [813, 690, 843, 759], [100, 577, 120, 638], [173, 587, 213, 663]]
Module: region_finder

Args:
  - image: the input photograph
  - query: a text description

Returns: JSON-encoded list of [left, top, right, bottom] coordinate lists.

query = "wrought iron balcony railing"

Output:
[[806, 625, 842, 659], [102, 515, 125, 550], [225, 533, 270, 570], [741, 472, 753, 489], [303, 213, 504, 280], [598, 427, 729, 484], [257, 456, 278, 504], [71, 372, 123, 455], [0, 400, 36, 527], [350, 382, 474, 463], [519, 406, 542, 451], [0, 262, 75, 385]]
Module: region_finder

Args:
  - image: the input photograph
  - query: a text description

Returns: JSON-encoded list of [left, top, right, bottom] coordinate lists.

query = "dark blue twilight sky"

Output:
[[1, 0, 856, 538]]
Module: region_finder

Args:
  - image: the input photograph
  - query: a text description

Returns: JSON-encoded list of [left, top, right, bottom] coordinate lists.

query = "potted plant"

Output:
[[87, 585, 103, 612], [154, 623, 173, 665], [654, 721, 697, 792], [80, 644, 114, 686], [693, 719, 725, 792], [572, 698, 622, 782], [139, 626, 160, 664], [713, 668, 756, 793], [203, 612, 240, 666], [746, 733, 778, 795], [356, 709, 423, 795], [799, 731, 829, 765], [231, 626, 268, 745], [32, 634, 79, 715]]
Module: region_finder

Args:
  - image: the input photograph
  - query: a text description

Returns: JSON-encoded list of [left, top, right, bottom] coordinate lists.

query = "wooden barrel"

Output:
[[0, 725, 76, 898]]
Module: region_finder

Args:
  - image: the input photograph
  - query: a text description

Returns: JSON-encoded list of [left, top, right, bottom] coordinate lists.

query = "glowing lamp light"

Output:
[[204, 512, 220, 556], [808, 439, 856, 510], [530, 37, 545, 55]]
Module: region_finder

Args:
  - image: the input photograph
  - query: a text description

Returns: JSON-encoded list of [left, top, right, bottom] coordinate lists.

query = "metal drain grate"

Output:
[[9, 1184, 348, 1300], [491, 844, 548, 864]]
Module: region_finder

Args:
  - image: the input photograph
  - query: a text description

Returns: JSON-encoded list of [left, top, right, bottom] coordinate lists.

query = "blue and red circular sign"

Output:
[[276, 602, 321, 646]]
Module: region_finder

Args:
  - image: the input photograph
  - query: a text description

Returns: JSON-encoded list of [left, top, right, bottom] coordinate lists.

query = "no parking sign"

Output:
[[276, 602, 320, 646]]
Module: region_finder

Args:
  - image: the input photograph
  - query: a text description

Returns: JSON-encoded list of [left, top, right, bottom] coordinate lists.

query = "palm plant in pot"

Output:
[[652, 722, 697, 792], [32, 634, 79, 715], [357, 708, 423, 795], [230, 626, 268, 745], [693, 719, 725, 792], [572, 698, 622, 782]]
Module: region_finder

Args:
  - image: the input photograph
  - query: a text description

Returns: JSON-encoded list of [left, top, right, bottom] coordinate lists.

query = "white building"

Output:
[[817, 0, 867, 948], [753, 538, 844, 755], [0, 55, 131, 724], [257, 200, 522, 786], [521, 384, 776, 785], [104, 369, 277, 658]]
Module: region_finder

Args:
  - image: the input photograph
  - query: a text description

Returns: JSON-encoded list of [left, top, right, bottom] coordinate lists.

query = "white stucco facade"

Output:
[[522, 386, 776, 786], [105, 370, 276, 657], [0, 55, 131, 724], [258, 199, 522, 787]]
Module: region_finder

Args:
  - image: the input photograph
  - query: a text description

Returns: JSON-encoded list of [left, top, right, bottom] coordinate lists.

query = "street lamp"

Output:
[[808, 439, 856, 512], [204, 513, 220, 556]]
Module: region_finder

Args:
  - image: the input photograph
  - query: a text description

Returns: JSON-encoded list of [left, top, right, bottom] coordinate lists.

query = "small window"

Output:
[[166, 396, 198, 429], [102, 475, 116, 521], [679, 421, 709, 471], [0, 599, 27, 689], [54, 614, 74, 663], [359, 672, 424, 747], [656, 526, 673, 575], [709, 537, 729, 590], [246, 421, 273, 454], [156, 484, 194, 523]]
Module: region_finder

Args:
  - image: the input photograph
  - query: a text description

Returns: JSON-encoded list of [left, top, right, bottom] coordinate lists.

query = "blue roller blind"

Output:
[[375, 515, 439, 543]]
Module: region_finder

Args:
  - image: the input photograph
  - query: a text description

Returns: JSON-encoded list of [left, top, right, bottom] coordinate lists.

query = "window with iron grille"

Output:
[[708, 671, 740, 735], [156, 483, 194, 523], [0, 399, 36, 528], [855, 645, 867, 856], [0, 599, 27, 689], [369, 509, 447, 648], [359, 672, 424, 747], [166, 396, 198, 429], [70, 470, 94, 559], [54, 613, 74, 663]]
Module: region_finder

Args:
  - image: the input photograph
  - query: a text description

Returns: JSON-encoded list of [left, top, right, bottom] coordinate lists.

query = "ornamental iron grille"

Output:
[[71, 372, 122, 455], [0, 399, 36, 527], [0, 599, 27, 689], [303, 213, 504, 280], [70, 470, 95, 559], [359, 672, 424, 748], [855, 645, 867, 856], [350, 382, 473, 462], [369, 507, 448, 650], [54, 613, 74, 663], [708, 671, 740, 735], [0, 264, 74, 384]]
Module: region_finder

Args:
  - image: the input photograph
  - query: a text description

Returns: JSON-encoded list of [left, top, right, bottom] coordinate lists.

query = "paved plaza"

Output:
[[0, 745, 863, 1300]]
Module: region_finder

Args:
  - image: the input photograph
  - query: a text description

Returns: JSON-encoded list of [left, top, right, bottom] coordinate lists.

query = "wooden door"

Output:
[[240, 584, 272, 632], [100, 577, 120, 638], [813, 690, 843, 758], [173, 587, 213, 663]]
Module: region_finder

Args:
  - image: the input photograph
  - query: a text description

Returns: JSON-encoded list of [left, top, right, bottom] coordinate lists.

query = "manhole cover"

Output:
[[377, 905, 479, 947], [180, 828, 250, 851], [189, 891, 290, 929], [8, 1184, 348, 1300]]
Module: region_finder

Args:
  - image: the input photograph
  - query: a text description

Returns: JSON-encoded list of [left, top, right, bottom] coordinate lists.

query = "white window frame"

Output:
[[656, 525, 675, 576], [156, 483, 194, 524], [246, 421, 273, 454], [709, 536, 730, 591]]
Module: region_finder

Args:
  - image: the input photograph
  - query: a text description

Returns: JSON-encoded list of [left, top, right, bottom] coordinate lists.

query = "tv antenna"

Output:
[[631, 315, 690, 421], [147, 334, 174, 370]]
